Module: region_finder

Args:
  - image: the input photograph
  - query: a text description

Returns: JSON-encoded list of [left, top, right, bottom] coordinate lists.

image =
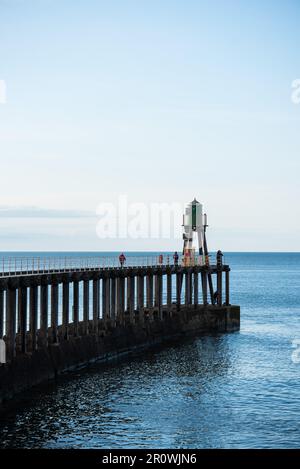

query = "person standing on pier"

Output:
[[119, 253, 126, 267], [173, 251, 179, 265], [216, 250, 223, 267]]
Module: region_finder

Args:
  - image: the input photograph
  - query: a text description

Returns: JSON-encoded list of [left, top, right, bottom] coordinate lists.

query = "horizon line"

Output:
[[0, 250, 300, 254]]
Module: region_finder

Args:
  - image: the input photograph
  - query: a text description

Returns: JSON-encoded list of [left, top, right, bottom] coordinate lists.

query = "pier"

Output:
[[0, 255, 240, 407]]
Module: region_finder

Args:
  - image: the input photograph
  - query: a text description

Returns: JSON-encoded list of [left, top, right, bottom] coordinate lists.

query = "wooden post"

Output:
[[117, 277, 125, 324], [128, 276, 135, 324], [146, 274, 153, 321], [158, 273, 163, 320], [176, 273, 182, 311], [93, 279, 99, 332], [29, 286, 38, 351], [126, 276, 131, 314], [201, 271, 208, 305], [208, 274, 215, 305], [40, 284, 48, 346], [217, 269, 222, 306], [103, 277, 110, 322], [167, 273, 172, 315], [203, 230, 215, 304], [17, 288, 21, 336], [0, 289, 3, 339], [154, 275, 159, 307], [51, 283, 59, 343], [185, 272, 191, 305], [225, 270, 230, 306], [194, 272, 198, 306], [137, 275, 144, 323], [98, 279, 101, 320], [122, 277, 126, 323], [121, 278, 125, 321], [6, 288, 16, 360], [102, 277, 107, 320], [83, 280, 89, 335], [19, 286, 27, 353], [106, 277, 111, 322], [62, 282, 69, 339], [146, 274, 153, 308], [73, 281, 79, 336], [110, 277, 116, 324]]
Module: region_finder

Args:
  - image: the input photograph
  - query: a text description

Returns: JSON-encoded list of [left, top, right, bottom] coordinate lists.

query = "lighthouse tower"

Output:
[[182, 198, 206, 265]]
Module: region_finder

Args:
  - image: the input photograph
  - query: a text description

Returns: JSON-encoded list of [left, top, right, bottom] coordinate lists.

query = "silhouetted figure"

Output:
[[173, 251, 179, 265], [119, 253, 126, 267], [216, 250, 223, 267]]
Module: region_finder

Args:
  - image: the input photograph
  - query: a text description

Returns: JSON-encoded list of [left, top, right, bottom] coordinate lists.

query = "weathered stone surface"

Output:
[[0, 305, 239, 410]]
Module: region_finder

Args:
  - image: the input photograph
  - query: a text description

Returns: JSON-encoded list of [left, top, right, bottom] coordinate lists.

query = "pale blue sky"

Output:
[[0, 0, 300, 251]]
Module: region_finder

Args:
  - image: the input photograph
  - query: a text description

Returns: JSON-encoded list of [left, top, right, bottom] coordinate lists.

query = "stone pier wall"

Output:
[[0, 304, 240, 408], [0, 264, 240, 409]]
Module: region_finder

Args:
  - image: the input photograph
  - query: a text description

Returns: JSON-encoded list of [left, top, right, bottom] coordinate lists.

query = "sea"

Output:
[[0, 252, 300, 449]]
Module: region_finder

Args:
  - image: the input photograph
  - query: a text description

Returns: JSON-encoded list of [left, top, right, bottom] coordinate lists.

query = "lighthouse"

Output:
[[182, 198, 207, 266]]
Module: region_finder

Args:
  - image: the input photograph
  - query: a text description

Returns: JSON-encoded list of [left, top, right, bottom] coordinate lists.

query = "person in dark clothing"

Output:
[[119, 253, 126, 267], [173, 251, 179, 265], [216, 250, 223, 267]]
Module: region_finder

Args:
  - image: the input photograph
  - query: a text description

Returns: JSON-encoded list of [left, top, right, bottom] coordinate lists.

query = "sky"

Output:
[[0, 0, 300, 251]]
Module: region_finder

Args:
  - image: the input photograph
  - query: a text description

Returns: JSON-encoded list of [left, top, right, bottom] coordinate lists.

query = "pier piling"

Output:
[[0, 290, 3, 339], [62, 282, 70, 339], [19, 287, 27, 354], [29, 286, 38, 351], [83, 280, 89, 334], [6, 288, 16, 361], [51, 283, 59, 343]]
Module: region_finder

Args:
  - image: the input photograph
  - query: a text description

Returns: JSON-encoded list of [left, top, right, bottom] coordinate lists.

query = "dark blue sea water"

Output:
[[0, 252, 300, 449]]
